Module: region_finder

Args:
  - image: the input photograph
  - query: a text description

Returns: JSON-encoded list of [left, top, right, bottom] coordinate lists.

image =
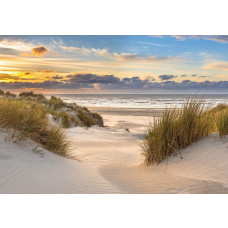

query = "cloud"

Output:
[[0, 74, 21, 80], [136, 41, 168, 47], [204, 36, 228, 43], [171, 35, 228, 44], [113, 53, 177, 63], [180, 74, 209, 78], [0, 47, 20, 55], [171, 35, 190, 41], [1, 73, 226, 91], [60, 45, 110, 57], [21, 46, 48, 57], [31, 46, 48, 56], [0, 39, 34, 52], [159, 74, 177, 80], [60, 44, 178, 63], [145, 76, 156, 81], [52, 75, 63, 80], [20, 46, 48, 57], [203, 62, 228, 71], [40, 70, 57, 73]]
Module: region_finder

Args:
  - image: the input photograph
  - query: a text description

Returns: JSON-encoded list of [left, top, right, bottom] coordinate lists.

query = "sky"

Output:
[[1, 35, 228, 94]]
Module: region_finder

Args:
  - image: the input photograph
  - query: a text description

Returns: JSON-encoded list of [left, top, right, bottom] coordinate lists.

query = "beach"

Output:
[[0, 106, 228, 193]]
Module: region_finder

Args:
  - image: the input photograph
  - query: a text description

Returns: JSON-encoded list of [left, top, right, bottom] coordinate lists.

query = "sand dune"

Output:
[[0, 131, 119, 193], [0, 110, 227, 193]]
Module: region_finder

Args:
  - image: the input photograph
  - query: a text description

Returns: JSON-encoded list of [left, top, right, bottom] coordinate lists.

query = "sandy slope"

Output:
[[0, 110, 228, 193], [68, 113, 228, 193], [0, 131, 119, 193], [159, 133, 228, 188]]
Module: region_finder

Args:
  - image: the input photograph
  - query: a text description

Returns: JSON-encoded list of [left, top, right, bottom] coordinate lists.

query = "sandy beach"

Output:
[[0, 106, 227, 193]]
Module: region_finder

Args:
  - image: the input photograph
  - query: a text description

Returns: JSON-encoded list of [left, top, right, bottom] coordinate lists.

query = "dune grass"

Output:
[[17, 92, 103, 128], [4, 91, 16, 98], [141, 99, 215, 165], [0, 89, 4, 96], [77, 109, 95, 127], [48, 96, 67, 110], [216, 107, 228, 138], [0, 98, 70, 156]]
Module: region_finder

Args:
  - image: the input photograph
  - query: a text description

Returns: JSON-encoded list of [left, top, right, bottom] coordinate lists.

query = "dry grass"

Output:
[[77, 109, 95, 127], [141, 99, 215, 165], [48, 96, 67, 110], [4, 91, 16, 98], [0, 98, 70, 156], [18, 93, 103, 128], [216, 107, 228, 138]]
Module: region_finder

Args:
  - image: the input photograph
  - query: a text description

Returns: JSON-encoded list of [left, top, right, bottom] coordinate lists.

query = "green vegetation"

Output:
[[0, 98, 69, 156], [89, 112, 104, 127], [77, 109, 95, 127], [0, 90, 104, 156], [57, 111, 78, 128], [216, 107, 228, 138], [19, 91, 46, 102], [4, 91, 16, 98], [48, 96, 67, 110], [208, 103, 228, 113], [0, 89, 4, 96], [0, 90, 104, 128], [142, 99, 216, 165]]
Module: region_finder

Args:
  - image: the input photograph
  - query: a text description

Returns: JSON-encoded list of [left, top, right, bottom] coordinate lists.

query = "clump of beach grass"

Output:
[[0, 91, 103, 129], [19, 91, 46, 102], [141, 99, 214, 165], [0, 89, 4, 96], [0, 98, 70, 156], [4, 91, 16, 98], [48, 96, 67, 110], [216, 107, 228, 138], [77, 109, 95, 127], [208, 103, 228, 113]]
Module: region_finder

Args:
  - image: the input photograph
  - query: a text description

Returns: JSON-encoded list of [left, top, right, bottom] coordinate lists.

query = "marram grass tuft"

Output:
[[0, 98, 70, 156]]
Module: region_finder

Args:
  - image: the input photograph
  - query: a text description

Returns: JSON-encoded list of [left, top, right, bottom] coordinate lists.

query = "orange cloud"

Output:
[[0, 73, 21, 81], [203, 62, 228, 71], [31, 46, 48, 56], [20, 46, 48, 57], [40, 70, 56, 73]]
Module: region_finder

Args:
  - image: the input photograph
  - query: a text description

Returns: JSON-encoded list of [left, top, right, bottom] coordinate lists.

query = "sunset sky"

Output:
[[1, 35, 228, 94]]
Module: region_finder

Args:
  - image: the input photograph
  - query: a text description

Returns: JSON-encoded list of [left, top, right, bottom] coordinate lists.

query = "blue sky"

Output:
[[0, 35, 228, 93]]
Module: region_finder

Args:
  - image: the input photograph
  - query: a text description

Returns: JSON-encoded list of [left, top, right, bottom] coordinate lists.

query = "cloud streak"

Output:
[[136, 41, 168, 47], [171, 35, 228, 44], [203, 62, 228, 71], [60, 44, 178, 63], [159, 74, 176, 80], [60, 45, 110, 57]]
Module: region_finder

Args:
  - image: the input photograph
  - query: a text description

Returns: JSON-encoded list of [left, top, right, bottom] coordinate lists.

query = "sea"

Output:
[[51, 94, 228, 109]]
